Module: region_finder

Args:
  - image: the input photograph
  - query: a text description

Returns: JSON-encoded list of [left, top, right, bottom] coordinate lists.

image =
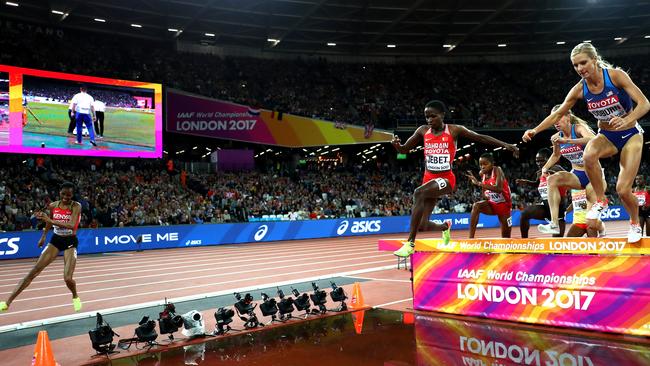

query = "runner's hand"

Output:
[[391, 135, 401, 149], [522, 129, 536, 142], [464, 171, 479, 186], [551, 135, 567, 144], [35, 211, 51, 223], [505, 144, 519, 158], [609, 116, 626, 130]]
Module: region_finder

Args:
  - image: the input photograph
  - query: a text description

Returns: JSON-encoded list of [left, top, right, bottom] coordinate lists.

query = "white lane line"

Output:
[[0, 240, 379, 280], [0, 244, 385, 286], [373, 298, 413, 308], [4, 253, 394, 301], [347, 276, 411, 283], [0, 264, 397, 333], [0, 239, 379, 276], [0, 235, 380, 270], [0, 258, 396, 311]]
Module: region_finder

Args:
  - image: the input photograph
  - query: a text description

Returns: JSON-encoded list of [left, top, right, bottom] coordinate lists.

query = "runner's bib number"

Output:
[[538, 185, 548, 201], [426, 154, 450, 171], [486, 191, 505, 203], [635, 192, 646, 207]]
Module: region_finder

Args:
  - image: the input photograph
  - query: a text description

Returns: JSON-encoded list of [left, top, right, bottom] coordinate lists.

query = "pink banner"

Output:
[[167, 90, 275, 145], [166, 89, 393, 147], [413, 252, 650, 335]]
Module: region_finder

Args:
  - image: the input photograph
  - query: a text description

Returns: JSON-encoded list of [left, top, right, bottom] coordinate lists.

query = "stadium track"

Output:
[[0, 220, 639, 365]]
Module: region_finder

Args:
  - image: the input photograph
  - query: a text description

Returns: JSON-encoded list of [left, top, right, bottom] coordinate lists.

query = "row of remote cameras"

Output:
[[89, 282, 348, 354]]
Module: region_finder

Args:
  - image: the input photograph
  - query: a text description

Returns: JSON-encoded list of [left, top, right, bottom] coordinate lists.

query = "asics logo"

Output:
[[254, 225, 269, 241], [601, 208, 621, 219], [337, 220, 382, 235], [0, 237, 20, 255], [337, 220, 349, 235]]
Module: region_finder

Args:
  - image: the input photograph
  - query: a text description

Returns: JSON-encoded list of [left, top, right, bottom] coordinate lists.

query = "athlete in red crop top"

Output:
[[466, 153, 513, 238], [0, 182, 83, 313], [392, 100, 519, 257]]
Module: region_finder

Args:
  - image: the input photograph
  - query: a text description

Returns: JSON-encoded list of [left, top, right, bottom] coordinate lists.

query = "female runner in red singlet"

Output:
[[466, 153, 513, 238], [0, 182, 83, 313], [392, 100, 519, 257]]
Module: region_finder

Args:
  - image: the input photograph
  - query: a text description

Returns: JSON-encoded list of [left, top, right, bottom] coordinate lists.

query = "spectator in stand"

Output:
[[3, 26, 649, 131]]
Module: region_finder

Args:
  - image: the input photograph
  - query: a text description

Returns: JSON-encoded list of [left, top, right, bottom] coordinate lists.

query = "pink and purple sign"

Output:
[[413, 251, 650, 336], [166, 89, 393, 147]]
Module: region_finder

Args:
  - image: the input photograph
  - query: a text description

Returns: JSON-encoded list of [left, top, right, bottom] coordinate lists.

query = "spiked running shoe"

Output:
[[586, 199, 608, 220], [442, 220, 453, 245], [628, 223, 643, 243], [73, 297, 82, 312], [394, 241, 415, 257], [537, 222, 560, 235]]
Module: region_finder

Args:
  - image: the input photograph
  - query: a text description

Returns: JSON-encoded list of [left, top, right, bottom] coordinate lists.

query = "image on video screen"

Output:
[[0, 72, 8, 146], [21, 75, 156, 153]]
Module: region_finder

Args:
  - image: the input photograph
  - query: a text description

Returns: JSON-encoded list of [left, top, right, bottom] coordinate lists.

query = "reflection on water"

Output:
[[415, 314, 650, 366], [102, 309, 650, 366]]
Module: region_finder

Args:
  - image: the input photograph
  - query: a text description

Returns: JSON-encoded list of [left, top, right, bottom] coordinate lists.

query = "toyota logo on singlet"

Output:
[[337, 220, 349, 235], [254, 225, 269, 241]]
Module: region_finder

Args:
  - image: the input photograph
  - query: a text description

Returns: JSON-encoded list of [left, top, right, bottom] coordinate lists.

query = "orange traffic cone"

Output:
[[402, 312, 415, 325], [349, 282, 367, 309], [351, 310, 365, 335], [31, 330, 59, 366]]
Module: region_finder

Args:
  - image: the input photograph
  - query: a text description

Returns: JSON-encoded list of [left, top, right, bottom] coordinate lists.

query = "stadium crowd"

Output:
[[0, 23, 649, 232], [2, 26, 650, 129], [0, 151, 643, 231]]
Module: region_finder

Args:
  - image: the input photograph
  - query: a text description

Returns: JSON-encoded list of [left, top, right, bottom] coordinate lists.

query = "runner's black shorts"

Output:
[[50, 234, 78, 251], [640, 208, 650, 219]]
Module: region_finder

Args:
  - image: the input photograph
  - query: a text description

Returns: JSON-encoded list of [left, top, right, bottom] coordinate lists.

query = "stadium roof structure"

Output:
[[4, 0, 650, 56]]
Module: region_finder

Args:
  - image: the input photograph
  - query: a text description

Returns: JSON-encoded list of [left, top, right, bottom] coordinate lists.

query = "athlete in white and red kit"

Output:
[[466, 153, 513, 238], [633, 175, 650, 236], [392, 100, 519, 257], [0, 182, 83, 313], [515, 148, 567, 238]]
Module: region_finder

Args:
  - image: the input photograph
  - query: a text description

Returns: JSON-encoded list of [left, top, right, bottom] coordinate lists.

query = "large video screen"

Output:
[[0, 65, 162, 158], [0, 72, 8, 147]]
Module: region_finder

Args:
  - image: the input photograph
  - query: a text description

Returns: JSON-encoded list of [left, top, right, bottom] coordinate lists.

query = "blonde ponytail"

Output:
[[551, 104, 595, 134], [571, 42, 618, 70]]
